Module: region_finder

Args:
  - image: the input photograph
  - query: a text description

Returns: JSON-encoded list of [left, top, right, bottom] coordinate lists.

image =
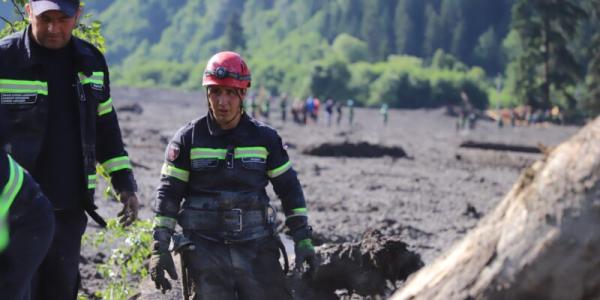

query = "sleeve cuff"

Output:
[[110, 169, 137, 193]]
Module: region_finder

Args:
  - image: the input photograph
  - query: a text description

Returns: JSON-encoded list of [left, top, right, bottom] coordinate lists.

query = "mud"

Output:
[[78, 87, 580, 299], [291, 228, 423, 299], [303, 142, 407, 158]]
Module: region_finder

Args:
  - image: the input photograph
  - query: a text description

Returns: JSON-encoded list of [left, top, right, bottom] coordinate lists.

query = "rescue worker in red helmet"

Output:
[[149, 51, 315, 299]]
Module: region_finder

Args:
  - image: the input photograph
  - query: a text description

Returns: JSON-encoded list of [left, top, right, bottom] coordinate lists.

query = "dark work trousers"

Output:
[[31, 209, 88, 300], [0, 192, 55, 300], [184, 233, 292, 300]]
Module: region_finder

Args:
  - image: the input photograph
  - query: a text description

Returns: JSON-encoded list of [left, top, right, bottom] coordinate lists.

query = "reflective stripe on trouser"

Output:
[[183, 234, 292, 300]]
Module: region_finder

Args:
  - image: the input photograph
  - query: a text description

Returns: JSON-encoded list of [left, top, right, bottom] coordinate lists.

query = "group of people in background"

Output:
[[244, 92, 390, 128]]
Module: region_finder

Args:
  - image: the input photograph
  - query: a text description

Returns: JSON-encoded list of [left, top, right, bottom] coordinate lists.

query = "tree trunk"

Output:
[[391, 117, 600, 300], [543, 15, 551, 110]]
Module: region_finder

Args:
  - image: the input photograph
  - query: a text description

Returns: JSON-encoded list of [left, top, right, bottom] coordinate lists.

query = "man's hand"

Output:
[[149, 241, 178, 293], [118, 191, 139, 226], [294, 238, 316, 271]]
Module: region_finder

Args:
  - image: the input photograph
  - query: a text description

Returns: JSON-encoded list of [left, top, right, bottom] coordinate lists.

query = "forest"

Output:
[[2, 0, 600, 119]]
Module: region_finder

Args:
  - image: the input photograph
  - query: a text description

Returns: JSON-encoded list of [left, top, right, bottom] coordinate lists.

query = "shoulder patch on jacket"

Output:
[[166, 143, 180, 162]]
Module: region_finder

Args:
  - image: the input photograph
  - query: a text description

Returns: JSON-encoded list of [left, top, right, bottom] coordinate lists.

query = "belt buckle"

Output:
[[232, 208, 243, 232]]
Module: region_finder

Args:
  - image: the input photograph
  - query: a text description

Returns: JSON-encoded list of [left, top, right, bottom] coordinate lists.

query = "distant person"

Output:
[[312, 97, 321, 123], [261, 96, 271, 121], [347, 99, 355, 126], [336, 101, 343, 125], [292, 98, 303, 124], [0, 109, 55, 300], [380, 103, 389, 126], [280, 94, 288, 123], [305, 96, 314, 124], [325, 98, 334, 127], [250, 95, 259, 118], [0, 1, 140, 298], [510, 107, 517, 127], [149, 51, 315, 299]]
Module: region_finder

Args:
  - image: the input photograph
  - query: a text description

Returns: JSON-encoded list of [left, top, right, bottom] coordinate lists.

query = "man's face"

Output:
[[25, 4, 81, 49], [207, 85, 245, 129]]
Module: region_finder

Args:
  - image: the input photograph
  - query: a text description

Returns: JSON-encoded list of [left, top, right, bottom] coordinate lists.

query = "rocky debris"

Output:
[[291, 229, 423, 299], [392, 117, 600, 300], [462, 203, 482, 219], [303, 142, 407, 158], [117, 103, 144, 114]]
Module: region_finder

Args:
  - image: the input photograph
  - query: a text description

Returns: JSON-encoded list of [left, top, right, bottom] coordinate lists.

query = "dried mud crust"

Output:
[[79, 87, 579, 299]]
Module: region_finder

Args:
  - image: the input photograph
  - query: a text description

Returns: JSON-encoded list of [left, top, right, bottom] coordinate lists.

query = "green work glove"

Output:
[[294, 238, 316, 271], [149, 229, 178, 293]]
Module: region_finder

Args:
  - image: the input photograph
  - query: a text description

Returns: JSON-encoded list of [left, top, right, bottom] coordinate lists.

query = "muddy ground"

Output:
[[79, 87, 579, 299]]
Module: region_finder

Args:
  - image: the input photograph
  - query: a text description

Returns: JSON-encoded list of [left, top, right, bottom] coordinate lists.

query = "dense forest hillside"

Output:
[[2, 0, 600, 116]]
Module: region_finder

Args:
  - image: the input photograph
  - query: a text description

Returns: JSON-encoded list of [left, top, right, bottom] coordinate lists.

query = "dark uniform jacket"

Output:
[[0, 26, 136, 221], [154, 113, 309, 241]]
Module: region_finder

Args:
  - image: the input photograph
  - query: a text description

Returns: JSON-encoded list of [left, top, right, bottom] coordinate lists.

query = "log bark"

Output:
[[392, 117, 600, 300]]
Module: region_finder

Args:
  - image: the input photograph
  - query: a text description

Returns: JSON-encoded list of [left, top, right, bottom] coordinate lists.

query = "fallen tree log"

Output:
[[392, 117, 600, 300], [459, 140, 542, 154]]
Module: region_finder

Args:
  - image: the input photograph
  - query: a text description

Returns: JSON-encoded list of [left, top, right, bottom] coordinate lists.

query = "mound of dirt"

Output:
[[302, 141, 407, 158], [290, 228, 423, 299]]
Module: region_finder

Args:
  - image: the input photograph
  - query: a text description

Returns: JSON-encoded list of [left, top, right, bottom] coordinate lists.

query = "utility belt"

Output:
[[178, 193, 275, 243]]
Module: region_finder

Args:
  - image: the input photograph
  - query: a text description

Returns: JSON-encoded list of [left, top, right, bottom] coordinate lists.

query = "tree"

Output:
[[473, 27, 502, 74], [308, 58, 352, 102], [393, 116, 600, 300], [582, 0, 600, 115], [331, 33, 368, 63], [222, 12, 246, 52], [511, 0, 586, 110]]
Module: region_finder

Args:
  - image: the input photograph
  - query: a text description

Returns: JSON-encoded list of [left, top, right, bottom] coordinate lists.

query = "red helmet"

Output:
[[202, 51, 251, 89]]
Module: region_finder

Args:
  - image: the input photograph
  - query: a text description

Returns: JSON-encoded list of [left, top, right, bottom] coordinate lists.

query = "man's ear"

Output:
[[24, 3, 33, 22], [75, 7, 83, 23]]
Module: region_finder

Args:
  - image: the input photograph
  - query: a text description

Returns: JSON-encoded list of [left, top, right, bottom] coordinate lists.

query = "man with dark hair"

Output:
[[0, 1, 139, 298], [149, 51, 316, 299]]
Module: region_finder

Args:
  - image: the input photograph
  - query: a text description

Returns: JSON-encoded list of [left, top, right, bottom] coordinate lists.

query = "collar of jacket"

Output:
[[206, 112, 251, 138], [16, 25, 98, 74]]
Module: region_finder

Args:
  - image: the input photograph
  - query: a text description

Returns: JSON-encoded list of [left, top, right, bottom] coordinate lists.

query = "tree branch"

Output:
[[10, 0, 26, 21], [0, 16, 15, 32]]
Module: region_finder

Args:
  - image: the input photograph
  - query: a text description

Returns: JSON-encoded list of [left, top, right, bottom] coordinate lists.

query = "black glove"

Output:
[[149, 229, 178, 293], [294, 238, 315, 271], [290, 225, 316, 271]]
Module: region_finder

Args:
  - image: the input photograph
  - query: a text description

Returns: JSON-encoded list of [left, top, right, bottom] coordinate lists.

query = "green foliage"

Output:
[[96, 0, 514, 94], [222, 12, 246, 52], [431, 49, 467, 71], [364, 55, 489, 109], [83, 219, 153, 300], [331, 33, 368, 63], [0, 1, 106, 52], [308, 57, 352, 101], [510, 0, 587, 110]]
